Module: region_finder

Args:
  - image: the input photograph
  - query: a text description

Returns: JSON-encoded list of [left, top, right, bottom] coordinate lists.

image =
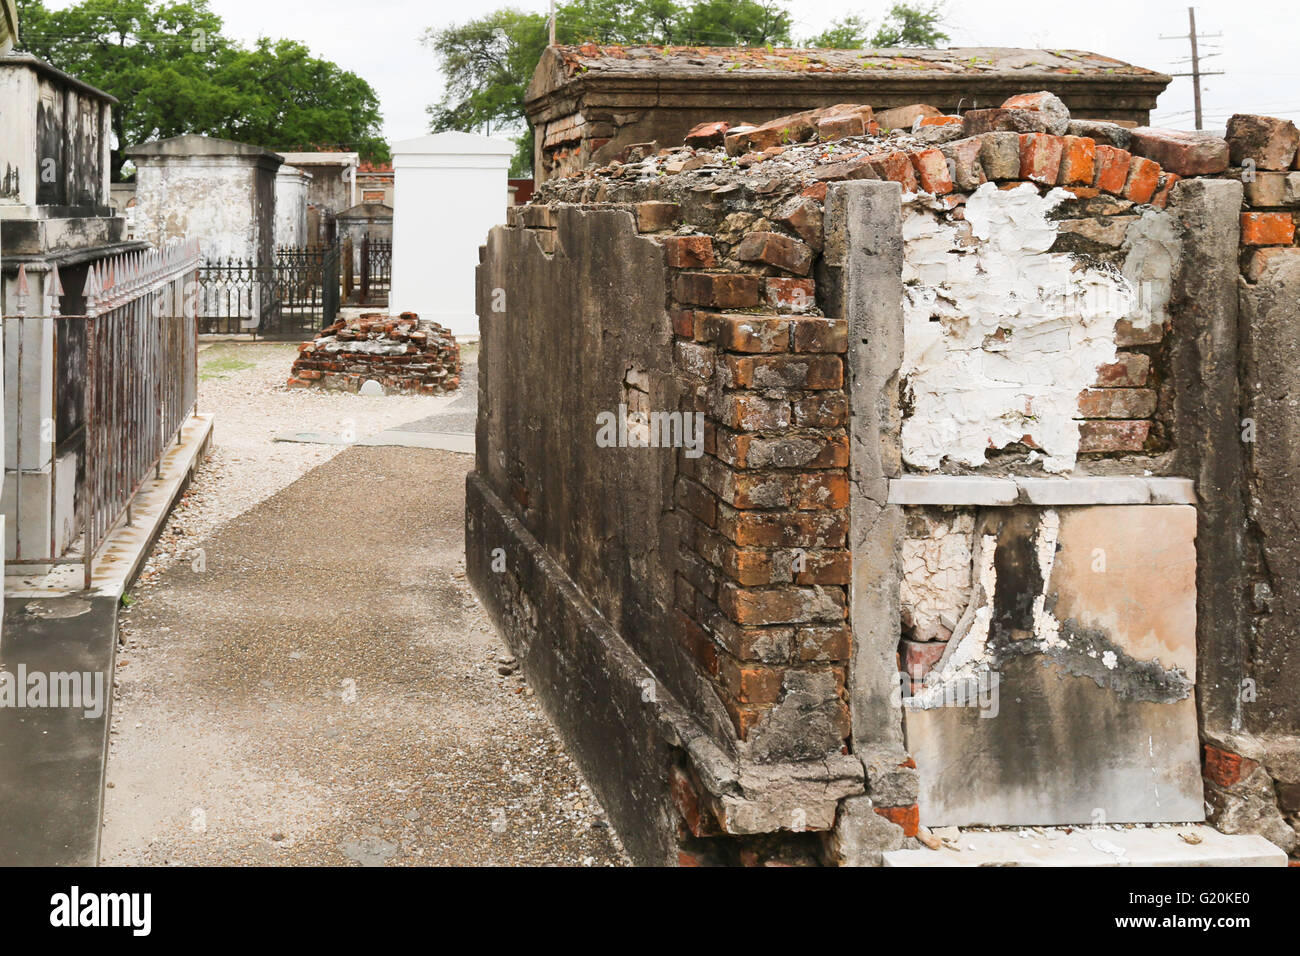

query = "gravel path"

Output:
[[100, 342, 628, 866], [132, 341, 464, 587]]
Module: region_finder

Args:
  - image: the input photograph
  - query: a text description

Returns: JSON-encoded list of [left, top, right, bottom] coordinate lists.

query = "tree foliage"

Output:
[[804, 3, 949, 50], [424, 0, 794, 176], [15, 0, 387, 180], [427, 1, 949, 177]]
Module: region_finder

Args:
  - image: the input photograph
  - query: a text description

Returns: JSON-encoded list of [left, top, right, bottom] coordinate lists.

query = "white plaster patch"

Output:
[[899, 183, 1162, 473], [899, 511, 975, 641]]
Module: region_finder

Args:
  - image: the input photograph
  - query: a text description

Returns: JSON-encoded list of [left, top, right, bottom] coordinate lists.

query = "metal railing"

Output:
[[359, 236, 392, 306], [3, 239, 201, 589], [341, 235, 391, 308], [196, 243, 341, 337]]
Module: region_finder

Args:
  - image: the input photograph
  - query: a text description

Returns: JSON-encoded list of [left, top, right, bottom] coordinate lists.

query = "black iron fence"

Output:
[[197, 242, 341, 337], [342, 234, 392, 307], [3, 239, 201, 589], [361, 236, 391, 306]]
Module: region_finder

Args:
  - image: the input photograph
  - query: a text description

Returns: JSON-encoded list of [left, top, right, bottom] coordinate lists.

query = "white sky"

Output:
[[40, 0, 1300, 142]]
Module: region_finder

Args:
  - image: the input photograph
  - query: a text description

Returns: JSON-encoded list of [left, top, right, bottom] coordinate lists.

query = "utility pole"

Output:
[[1160, 7, 1224, 130]]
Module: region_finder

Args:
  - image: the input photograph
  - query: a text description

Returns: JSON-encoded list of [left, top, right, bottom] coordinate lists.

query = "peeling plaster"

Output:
[[898, 183, 1172, 473], [899, 511, 974, 642], [907, 507, 1192, 708]]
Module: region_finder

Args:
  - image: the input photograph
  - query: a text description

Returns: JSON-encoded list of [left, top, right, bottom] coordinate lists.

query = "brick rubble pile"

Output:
[[288, 312, 461, 393]]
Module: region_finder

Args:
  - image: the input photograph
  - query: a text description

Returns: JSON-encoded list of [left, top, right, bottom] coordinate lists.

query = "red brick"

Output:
[[917, 114, 962, 128], [685, 120, 730, 148], [663, 235, 715, 268], [794, 471, 849, 509], [795, 624, 851, 661], [725, 110, 818, 154], [1122, 156, 1162, 204], [909, 148, 954, 194], [718, 509, 849, 549], [1077, 419, 1151, 453], [724, 353, 843, 389], [669, 765, 721, 837], [1057, 135, 1096, 186], [961, 108, 1051, 137], [703, 314, 791, 352], [712, 393, 790, 431], [792, 393, 848, 427], [902, 639, 946, 679], [675, 608, 717, 674], [793, 550, 850, 585], [1019, 133, 1064, 184], [635, 201, 679, 232], [719, 547, 781, 586], [1243, 246, 1300, 282], [735, 232, 814, 275], [674, 273, 763, 308], [775, 197, 823, 249], [717, 655, 784, 703], [1076, 387, 1157, 419], [810, 157, 879, 182], [705, 609, 794, 661], [1241, 212, 1295, 246], [1115, 318, 1164, 347], [718, 583, 847, 626], [1128, 127, 1229, 176], [1093, 146, 1133, 194], [719, 695, 765, 741], [818, 113, 865, 141], [874, 803, 920, 838], [715, 431, 848, 470], [676, 341, 714, 382], [1203, 745, 1260, 788], [676, 477, 718, 526], [765, 277, 816, 313], [1151, 172, 1180, 209], [876, 104, 940, 131], [866, 150, 918, 191], [792, 317, 847, 353], [1226, 113, 1300, 171], [670, 308, 696, 338], [939, 137, 987, 191], [1094, 353, 1150, 387]]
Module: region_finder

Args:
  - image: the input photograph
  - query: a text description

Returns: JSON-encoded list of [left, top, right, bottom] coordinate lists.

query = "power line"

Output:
[[1159, 6, 1224, 130]]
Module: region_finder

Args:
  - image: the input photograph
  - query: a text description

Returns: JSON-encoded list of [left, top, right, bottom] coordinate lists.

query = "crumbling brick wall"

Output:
[[470, 92, 1300, 864], [1207, 114, 1300, 854]]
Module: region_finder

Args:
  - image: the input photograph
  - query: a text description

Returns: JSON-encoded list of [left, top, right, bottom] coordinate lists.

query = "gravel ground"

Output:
[[99, 342, 628, 866], [132, 340, 465, 587]]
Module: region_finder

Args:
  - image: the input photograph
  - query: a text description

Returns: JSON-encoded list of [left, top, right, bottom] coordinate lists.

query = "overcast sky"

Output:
[[43, 0, 1300, 141]]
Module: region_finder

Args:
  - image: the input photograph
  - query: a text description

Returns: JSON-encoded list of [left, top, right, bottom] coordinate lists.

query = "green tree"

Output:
[[424, 0, 794, 177], [15, 0, 386, 180], [805, 3, 949, 49]]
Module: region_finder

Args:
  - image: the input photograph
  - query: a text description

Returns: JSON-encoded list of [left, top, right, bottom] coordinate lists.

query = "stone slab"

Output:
[[905, 505, 1203, 827], [888, 475, 1195, 505], [883, 824, 1286, 866], [0, 593, 119, 865]]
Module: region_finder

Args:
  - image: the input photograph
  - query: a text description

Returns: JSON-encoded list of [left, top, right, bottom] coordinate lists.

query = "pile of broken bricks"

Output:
[[552, 90, 1250, 211], [288, 312, 461, 394]]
